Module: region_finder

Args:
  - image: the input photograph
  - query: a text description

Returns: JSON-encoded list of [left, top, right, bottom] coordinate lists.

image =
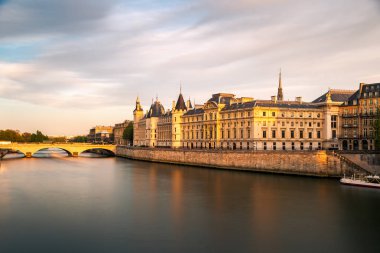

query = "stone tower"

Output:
[[171, 88, 187, 148], [133, 96, 143, 146]]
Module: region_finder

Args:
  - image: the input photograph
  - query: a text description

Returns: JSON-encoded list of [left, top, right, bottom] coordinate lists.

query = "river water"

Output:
[[0, 150, 379, 253]]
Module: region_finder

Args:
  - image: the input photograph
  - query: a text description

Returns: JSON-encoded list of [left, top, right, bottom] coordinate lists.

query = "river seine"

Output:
[[0, 151, 379, 253]]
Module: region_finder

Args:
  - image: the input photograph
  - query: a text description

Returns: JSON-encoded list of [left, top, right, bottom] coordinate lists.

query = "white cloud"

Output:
[[0, 0, 380, 134]]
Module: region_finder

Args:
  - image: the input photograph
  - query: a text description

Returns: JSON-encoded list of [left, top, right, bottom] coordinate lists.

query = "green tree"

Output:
[[71, 136, 88, 143], [123, 122, 133, 145], [30, 130, 49, 143]]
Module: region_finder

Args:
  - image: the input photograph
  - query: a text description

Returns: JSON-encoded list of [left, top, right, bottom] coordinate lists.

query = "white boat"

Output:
[[340, 174, 380, 189]]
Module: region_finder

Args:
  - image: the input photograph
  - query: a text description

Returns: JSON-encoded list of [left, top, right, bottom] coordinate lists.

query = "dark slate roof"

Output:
[[255, 101, 319, 109], [207, 93, 235, 105], [146, 101, 165, 118], [187, 99, 193, 109], [175, 93, 187, 111], [183, 108, 204, 116], [221, 101, 256, 111], [360, 83, 380, 98], [342, 90, 360, 106], [312, 90, 355, 103]]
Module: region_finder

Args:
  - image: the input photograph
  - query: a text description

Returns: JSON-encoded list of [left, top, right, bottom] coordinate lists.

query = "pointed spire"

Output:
[[277, 68, 284, 101]]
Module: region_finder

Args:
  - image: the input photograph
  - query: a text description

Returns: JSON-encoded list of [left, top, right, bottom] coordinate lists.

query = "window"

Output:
[[292, 142, 295, 150], [331, 115, 337, 129], [300, 142, 304, 150], [241, 129, 244, 139], [308, 132, 312, 139], [291, 130, 294, 138], [263, 112, 266, 116], [318, 142, 321, 149], [273, 142, 277, 150], [332, 130, 337, 139], [263, 130, 267, 138], [309, 142, 313, 150], [247, 129, 251, 138], [264, 142, 267, 150], [272, 112, 275, 117], [272, 130, 276, 138], [317, 131, 321, 138], [300, 130, 304, 139], [281, 130, 285, 138], [282, 142, 286, 150]]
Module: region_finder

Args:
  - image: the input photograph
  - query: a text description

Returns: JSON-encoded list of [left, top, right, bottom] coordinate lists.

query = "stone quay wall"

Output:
[[116, 146, 358, 177]]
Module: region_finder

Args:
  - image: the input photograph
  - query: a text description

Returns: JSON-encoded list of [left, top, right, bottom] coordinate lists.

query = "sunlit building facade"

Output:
[[339, 82, 380, 150], [133, 73, 366, 151]]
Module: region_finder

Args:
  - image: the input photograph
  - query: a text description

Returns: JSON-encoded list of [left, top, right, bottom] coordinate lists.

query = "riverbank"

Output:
[[116, 146, 360, 177]]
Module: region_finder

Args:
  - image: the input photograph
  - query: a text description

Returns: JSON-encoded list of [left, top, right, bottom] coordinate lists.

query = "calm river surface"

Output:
[[1, 151, 380, 253]]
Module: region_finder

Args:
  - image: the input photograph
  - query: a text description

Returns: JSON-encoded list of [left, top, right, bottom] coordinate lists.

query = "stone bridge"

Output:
[[0, 143, 116, 158]]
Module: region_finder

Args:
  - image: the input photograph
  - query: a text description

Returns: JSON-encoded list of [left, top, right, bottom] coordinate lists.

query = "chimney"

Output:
[[295, 97, 302, 104], [271, 96, 277, 103]]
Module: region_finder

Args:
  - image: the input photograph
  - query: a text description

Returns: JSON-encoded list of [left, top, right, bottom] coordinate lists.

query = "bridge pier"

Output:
[[25, 152, 32, 158], [72, 152, 79, 157]]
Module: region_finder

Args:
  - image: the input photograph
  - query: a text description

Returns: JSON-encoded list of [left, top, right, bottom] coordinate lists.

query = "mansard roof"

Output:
[[342, 90, 360, 106], [360, 83, 380, 98], [146, 101, 165, 118], [183, 108, 204, 116], [207, 93, 235, 105], [221, 101, 256, 111], [175, 93, 187, 111], [312, 89, 355, 103], [255, 100, 319, 109]]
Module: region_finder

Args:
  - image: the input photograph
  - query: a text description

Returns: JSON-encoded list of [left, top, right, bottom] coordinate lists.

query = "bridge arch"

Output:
[[31, 147, 73, 157], [79, 148, 115, 157]]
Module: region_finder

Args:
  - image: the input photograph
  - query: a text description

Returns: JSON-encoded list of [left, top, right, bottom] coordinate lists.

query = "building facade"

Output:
[[133, 76, 378, 151], [88, 126, 114, 144], [113, 120, 132, 145], [339, 83, 380, 150]]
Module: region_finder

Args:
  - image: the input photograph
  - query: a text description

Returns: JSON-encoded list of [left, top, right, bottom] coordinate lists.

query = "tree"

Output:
[[123, 122, 133, 145], [71, 136, 88, 143], [30, 130, 49, 143], [374, 107, 380, 150]]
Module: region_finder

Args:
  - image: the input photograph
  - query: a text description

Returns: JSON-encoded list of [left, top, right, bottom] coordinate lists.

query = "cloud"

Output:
[[0, 0, 380, 134]]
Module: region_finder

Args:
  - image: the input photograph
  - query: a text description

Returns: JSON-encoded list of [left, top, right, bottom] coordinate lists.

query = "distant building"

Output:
[[88, 126, 114, 144], [113, 120, 132, 145], [339, 82, 380, 150]]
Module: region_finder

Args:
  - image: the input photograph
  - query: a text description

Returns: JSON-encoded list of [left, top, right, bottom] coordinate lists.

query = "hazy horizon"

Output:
[[1, 0, 380, 135]]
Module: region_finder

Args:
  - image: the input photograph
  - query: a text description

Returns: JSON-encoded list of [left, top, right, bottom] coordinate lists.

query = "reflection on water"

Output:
[[0, 157, 379, 253]]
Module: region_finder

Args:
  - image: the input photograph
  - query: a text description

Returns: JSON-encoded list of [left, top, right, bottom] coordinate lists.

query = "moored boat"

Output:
[[340, 174, 380, 189]]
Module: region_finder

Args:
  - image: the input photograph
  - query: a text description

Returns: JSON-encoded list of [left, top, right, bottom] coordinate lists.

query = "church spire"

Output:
[[277, 69, 284, 101]]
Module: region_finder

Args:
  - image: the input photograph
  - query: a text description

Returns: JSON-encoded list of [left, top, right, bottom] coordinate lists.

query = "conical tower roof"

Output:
[[175, 93, 187, 111]]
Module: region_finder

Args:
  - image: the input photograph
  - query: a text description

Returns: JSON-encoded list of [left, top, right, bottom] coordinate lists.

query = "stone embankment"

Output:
[[116, 146, 361, 177]]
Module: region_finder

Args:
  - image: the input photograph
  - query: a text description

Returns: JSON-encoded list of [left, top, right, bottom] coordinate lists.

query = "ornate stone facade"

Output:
[[133, 74, 361, 150]]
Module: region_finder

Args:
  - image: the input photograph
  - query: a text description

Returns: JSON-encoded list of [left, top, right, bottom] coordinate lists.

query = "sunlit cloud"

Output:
[[0, 0, 379, 135]]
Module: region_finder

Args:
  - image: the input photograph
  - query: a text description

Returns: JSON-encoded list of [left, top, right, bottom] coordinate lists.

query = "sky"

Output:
[[0, 0, 380, 136]]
